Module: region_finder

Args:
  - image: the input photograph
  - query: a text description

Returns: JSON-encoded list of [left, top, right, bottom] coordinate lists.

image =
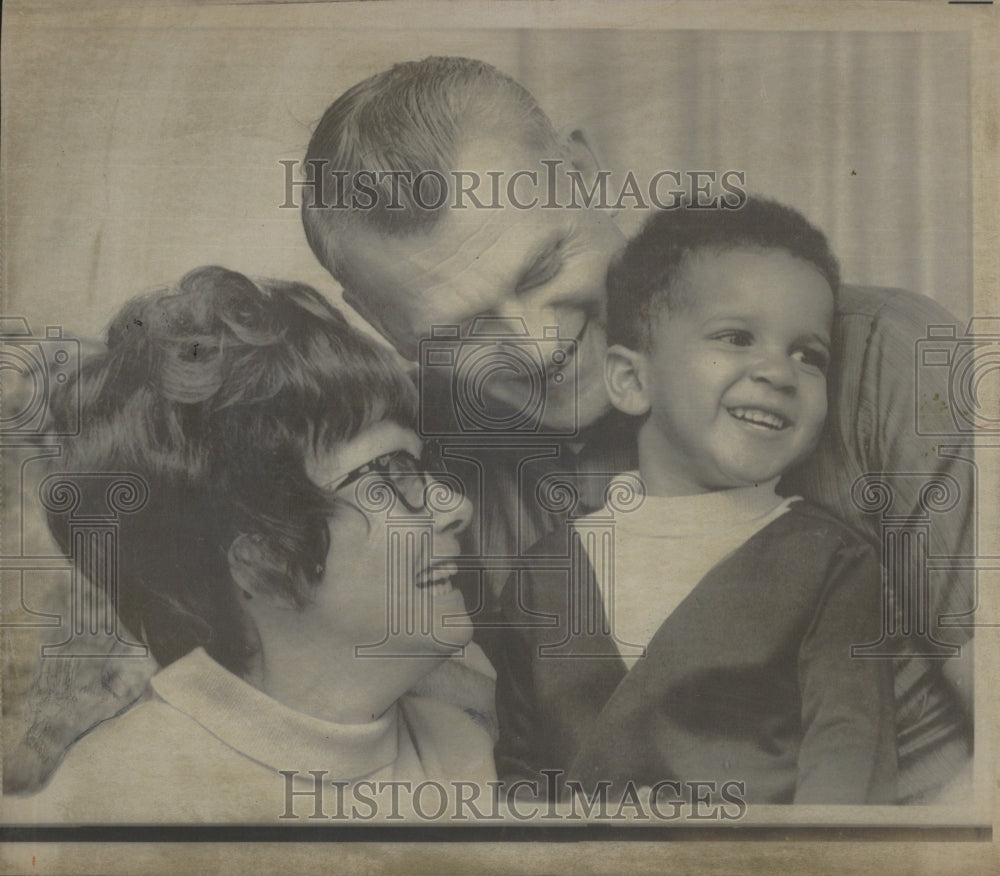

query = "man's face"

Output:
[[330, 131, 626, 432]]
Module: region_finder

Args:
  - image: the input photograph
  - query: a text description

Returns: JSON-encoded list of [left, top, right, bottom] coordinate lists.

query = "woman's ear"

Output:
[[604, 344, 652, 417], [227, 533, 294, 607], [228, 533, 264, 600]]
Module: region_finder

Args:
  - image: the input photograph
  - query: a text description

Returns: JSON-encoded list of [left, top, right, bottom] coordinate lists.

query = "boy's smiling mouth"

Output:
[[727, 406, 791, 431]]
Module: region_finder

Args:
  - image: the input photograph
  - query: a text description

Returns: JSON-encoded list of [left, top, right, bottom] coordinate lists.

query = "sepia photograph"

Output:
[[1, 1, 997, 873]]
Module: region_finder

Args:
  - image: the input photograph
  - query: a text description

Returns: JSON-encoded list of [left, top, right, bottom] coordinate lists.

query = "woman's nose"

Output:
[[426, 476, 473, 536]]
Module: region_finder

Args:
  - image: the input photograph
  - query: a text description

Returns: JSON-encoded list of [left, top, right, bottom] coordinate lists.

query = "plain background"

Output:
[[2, 11, 972, 341]]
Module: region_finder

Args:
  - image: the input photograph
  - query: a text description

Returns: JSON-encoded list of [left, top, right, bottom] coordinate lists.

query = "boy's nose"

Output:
[[749, 351, 797, 391]]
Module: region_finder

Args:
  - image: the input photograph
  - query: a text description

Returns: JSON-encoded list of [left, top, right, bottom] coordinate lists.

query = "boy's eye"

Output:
[[791, 347, 830, 373], [712, 329, 754, 347]]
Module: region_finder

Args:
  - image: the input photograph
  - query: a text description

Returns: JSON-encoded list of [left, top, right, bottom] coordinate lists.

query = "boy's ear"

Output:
[[604, 344, 652, 417]]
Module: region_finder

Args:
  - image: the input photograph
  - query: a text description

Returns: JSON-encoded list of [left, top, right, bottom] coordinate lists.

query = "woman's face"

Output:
[[303, 421, 474, 659]]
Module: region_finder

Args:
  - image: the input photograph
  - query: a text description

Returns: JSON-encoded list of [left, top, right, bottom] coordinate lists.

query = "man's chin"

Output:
[[572, 382, 613, 432], [482, 384, 609, 436]]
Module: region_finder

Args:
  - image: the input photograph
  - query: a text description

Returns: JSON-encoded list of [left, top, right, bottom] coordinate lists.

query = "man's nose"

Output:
[[427, 477, 473, 536], [749, 350, 797, 391], [492, 300, 585, 341]]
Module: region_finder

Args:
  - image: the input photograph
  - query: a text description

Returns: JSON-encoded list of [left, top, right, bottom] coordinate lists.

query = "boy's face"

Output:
[[329, 129, 625, 433], [631, 247, 833, 496]]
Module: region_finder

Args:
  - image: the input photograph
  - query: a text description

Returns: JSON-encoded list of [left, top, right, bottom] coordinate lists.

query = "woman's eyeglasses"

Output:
[[325, 440, 447, 513]]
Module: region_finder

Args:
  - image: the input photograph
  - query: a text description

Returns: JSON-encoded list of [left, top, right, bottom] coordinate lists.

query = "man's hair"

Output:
[[46, 266, 416, 675], [302, 56, 559, 282], [606, 197, 841, 351]]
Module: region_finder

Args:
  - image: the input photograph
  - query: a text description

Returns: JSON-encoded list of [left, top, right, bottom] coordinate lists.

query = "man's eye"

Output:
[[712, 330, 753, 346], [515, 245, 564, 296], [791, 347, 830, 373]]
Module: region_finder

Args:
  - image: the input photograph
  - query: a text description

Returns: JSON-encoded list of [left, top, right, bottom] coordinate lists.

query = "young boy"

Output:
[[494, 197, 897, 805]]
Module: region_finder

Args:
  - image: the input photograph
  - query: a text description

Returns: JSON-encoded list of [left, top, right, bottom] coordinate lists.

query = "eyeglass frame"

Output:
[[322, 438, 449, 514]]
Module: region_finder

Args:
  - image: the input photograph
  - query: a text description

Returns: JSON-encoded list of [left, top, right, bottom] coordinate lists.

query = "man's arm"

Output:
[[796, 545, 898, 804], [783, 286, 976, 802]]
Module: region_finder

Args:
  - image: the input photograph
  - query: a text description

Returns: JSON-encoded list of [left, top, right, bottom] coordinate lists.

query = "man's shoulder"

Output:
[[837, 284, 959, 329], [828, 285, 963, 422]]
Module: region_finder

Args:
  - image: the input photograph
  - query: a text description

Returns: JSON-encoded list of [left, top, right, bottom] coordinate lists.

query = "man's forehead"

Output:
[[339, 199, 561, 300], [456, 127, 555, 169]]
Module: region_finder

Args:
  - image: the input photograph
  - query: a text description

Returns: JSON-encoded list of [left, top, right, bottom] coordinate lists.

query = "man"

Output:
[[300, 56, 973, 803]]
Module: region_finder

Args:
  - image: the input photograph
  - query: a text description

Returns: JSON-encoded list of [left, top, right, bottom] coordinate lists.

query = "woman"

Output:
[[13, 266, 496, 822]]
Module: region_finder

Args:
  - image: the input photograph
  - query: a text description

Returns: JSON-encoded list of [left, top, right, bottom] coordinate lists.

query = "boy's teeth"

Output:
[[729, 407, 787, 429]]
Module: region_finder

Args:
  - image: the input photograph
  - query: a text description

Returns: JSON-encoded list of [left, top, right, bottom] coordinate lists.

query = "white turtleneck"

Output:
[[8, 646, 497, 823], [576, 474, 799, 669]]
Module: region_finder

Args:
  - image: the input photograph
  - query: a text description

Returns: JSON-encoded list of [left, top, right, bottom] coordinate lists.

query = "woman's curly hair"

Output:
[[46, 266, 417, 675]]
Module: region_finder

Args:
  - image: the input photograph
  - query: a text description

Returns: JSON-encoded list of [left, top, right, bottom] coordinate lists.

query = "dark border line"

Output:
[[0, 825, 991, 843]]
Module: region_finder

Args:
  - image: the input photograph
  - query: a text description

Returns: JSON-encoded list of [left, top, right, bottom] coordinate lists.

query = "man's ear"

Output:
[[559, 125, 622, 218], [558, 125, 607, 181], [604, 344, 651, 417]]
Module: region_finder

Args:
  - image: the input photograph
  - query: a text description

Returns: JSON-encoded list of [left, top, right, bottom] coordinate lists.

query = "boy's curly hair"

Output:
[[606, 197, 840, 351]]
